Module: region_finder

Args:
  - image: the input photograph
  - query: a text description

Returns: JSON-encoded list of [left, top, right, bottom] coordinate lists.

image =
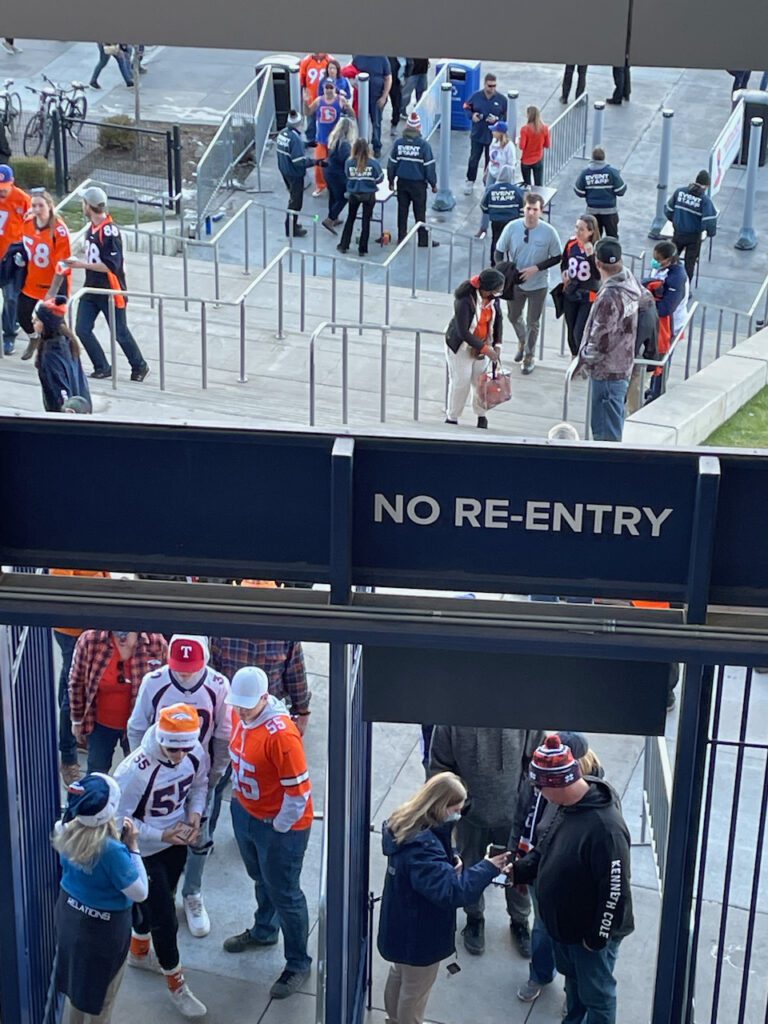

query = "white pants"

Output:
[[445, 343, 487, 421]]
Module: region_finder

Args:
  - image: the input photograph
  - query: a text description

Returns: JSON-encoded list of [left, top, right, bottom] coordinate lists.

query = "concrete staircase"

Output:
[[0, 249, 585, 438]]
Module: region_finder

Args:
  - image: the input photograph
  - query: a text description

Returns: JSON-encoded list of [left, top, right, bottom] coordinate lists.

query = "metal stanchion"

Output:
[[289, 65, 301, 115], [300, 254, 306, 332], [507, 90, 519, 143], [735, 117, 764, 251], [276, 260, 285, 339], [239, 302, 248, 383], [201, 302, 208, 388], [243, 209, 250, 276], [158, 298, 165, 390], [342, 327, 349, 424], [413, 331, 421, 420], [591, 101, 605, 151], [108, 295, 117, 390], [380, 328, 387, 422], [649, 109, 674, 238], [358, 74, 370, 142], [433, 83, 456, 211], [213, 242, 221, 302]]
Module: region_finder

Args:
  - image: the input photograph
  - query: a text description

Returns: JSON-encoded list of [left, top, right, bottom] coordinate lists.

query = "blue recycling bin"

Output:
[[436, 60, 481, 131]]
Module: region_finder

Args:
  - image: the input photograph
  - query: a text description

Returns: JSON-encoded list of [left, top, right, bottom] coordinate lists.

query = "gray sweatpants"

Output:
[[455, 817, 532, 923]]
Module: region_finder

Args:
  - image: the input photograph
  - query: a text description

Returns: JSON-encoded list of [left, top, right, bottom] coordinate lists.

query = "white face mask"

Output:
[[444, 811, 462, 824]]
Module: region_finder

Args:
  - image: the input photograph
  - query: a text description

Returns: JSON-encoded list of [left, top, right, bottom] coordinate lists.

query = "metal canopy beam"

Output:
[[2, 574, 768, 665]]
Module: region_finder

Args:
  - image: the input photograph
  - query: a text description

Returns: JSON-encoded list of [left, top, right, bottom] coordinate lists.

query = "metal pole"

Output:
[[411, 234, 417, 297], [148, 239, 155, 310], [342, 326, 349, 425], [426, 228, 433, 290], [380, 328, 387, 422], [214, 242, 221, 302], [312, 217, 318, 276], [651, 457, 721, 1024], [413, 330, 421, 420], [384, 267, 390, 326], [331, 259, 337, 334], [507, 91, 519, 144], [239, 302, 248, 383], [735, 117, 764, 251], [108, 295, 118, 390], [132, 46, 141, 123], [448, 236, 454, 291], [243, 208, 250, 276], [183, 244, 190, 311], [277, 260, 285, 339], [591, 101, 605, 151], [649, 109, 674, 238], [158, 298, 165, 390], [358, 73, 370, 142], [433, 83, 456, 211], [358, 264, 364, 336], [288, 64, 301, 115], [262, 207, 267, 268], [201, 302, 208, 389], [300, 254, 306, 332]]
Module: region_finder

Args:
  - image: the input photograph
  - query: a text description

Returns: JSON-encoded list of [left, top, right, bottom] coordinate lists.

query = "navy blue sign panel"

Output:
[[352, 440, 699, 600], [710, 453, 768, 607], [363, 646, 671, 736]]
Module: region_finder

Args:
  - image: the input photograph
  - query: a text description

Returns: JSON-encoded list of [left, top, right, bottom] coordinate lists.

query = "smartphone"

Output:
[[486, 843, 507, 858]]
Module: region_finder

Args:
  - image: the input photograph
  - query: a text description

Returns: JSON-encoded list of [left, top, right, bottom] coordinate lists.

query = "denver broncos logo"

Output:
[[319, 106, 338, 123]]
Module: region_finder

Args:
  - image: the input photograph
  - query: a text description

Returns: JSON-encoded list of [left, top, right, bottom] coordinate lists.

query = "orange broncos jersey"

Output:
[[22, 216, 71, 299], [300, 54, 332, 101], [0, 185, 31, 259], [229, 704, 313, 829]]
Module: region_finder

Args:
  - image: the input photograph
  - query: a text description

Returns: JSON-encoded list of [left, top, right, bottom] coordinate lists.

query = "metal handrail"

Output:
[[308, 319, 447, 426]]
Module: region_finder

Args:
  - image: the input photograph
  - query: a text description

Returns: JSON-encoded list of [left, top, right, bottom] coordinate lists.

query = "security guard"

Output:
[[387, 112, 438, 247], [276, 110, 320, 238], [573, 147, 627, 238], [479, 167, 525, 265], [664, 169, 719, 281]]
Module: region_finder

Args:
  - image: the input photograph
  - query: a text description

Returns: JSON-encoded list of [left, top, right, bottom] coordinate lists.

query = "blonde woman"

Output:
[[52, 773, 148, 1023], [485, 121, 518, 185], [519, 106, 551, 186], [19, 189, 71, 360], [323, 115, 358, 232], [377, 772, 508, 1024]]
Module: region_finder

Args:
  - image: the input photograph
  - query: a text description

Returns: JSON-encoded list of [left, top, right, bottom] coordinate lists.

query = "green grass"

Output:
[[705, 386, 768, 449], [57, 204, 165, 232]]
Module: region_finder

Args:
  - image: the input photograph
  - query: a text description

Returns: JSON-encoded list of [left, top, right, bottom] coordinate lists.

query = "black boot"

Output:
[[477, 416, 488, 429], [462, 916, 485, 955]]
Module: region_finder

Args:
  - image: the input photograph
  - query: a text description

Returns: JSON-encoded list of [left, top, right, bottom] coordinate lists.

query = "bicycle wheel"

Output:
[[67, 95, 87, 138], [23, 111, 45, 156], [8, 92, 21, 136]]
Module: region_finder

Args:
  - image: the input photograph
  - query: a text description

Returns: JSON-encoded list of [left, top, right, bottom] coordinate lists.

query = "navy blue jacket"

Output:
[[574, 161, 627, 213], [464, 89, 508, 145], [36, 335, 92, 413], [326, 140, 351, 183], [665, 182, 718, 238], [276, 126, 313, 180], [377, 822, 498, 966], [644, 261, 687, 319], [387, 133, 436, 187], [480, 181, 525, 222], [345, 156, 384, 195]]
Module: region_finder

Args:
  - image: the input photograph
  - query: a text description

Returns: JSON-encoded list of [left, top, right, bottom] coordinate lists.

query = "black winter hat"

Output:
[[476, 268, 505, 293]]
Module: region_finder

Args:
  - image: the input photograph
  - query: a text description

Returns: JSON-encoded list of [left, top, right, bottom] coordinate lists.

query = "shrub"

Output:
[[98, 115, 135, 151], [10, 156, 56, 192]]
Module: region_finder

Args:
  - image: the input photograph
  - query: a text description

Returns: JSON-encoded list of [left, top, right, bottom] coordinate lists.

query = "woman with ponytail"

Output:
[[444, 267, 504, 428]]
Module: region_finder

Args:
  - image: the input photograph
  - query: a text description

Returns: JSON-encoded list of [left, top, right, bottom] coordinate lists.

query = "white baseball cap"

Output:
[[80, 185, 108, 207], [226, 666, 269, 709]]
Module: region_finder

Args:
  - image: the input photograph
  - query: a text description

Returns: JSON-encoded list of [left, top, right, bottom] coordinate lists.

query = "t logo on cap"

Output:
[[168, 634, 208, 674]]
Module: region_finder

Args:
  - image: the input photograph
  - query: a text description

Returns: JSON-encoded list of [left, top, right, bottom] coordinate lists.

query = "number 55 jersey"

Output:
[[114, 723, 209, 857]]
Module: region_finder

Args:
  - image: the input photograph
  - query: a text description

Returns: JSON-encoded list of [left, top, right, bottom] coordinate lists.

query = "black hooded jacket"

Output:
[[513, 778, 634, 949]]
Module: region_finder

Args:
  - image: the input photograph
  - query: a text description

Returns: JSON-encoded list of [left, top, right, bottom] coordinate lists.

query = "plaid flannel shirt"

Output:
[[208, 637, 310, 711], [68, 630, 168, 736]]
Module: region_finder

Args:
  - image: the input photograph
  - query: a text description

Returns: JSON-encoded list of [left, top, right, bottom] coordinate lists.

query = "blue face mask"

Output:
[[650, 258, 662, 270], [444, 812, 462, 824]]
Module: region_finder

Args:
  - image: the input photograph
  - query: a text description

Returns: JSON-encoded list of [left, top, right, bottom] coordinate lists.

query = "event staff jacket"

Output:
[[345, 157, 384, 195], [387, 134, 437, 187], [480, 181, 526, 222], [664, 183, 719, 237], [276, 127, 314, 180], [574, 160, 627, 213]]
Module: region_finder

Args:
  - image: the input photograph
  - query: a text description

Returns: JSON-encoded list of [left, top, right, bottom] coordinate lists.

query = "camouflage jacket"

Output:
[[579, 268, 642, 381]]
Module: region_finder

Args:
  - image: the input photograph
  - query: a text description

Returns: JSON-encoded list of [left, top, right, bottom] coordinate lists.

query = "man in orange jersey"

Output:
[[223, 666, 313, 1000], [299, 52, 332, 146], [0, 164, 31, 354], [63, 185, 149, 382]]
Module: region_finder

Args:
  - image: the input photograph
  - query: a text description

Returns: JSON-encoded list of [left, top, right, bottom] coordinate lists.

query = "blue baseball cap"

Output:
[[493, 121, 508, 134], [0, 164, 13, 183]]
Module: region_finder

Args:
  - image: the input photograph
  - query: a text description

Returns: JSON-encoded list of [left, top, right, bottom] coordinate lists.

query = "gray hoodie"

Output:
[[428, 727, 544, 828], [579, 267, 642, 381]]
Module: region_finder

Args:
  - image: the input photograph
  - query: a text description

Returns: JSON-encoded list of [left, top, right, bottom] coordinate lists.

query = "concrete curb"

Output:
[[624, 327, 768, 446]]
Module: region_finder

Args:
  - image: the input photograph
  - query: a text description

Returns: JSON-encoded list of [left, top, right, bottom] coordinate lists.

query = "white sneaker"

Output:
[[1, 40, 14, 54], [128, 949, 162, 973], [463, 180, 474, 195], [312, 188, 324, 198], [168, 982, 207, 1018], [183, 894, 211, 937]]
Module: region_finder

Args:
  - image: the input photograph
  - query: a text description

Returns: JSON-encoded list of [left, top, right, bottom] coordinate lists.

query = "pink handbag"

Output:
[[476, 362, 512, 411]]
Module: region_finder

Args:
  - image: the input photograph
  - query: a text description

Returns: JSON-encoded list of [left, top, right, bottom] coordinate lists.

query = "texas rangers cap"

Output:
[[168, 634, 209, 673]]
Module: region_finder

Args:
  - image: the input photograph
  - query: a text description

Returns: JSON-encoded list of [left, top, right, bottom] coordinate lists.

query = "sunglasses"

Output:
[[117, 660, 128, 685]]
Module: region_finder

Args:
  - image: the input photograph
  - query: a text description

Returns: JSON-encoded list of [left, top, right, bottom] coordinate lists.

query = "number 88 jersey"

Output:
[[21, 216, 71, 300]]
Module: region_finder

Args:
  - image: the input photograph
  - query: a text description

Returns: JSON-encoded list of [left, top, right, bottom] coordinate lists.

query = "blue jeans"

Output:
[[554, 939, 621, 1024], [75, 294, 146, 373], [91, 44, 133, 87], [2, 279, 19, 347], [370, 102, 383, 153], [54, 631, 78, 764], [182, 788, 215, 897], [86, 721, 129, 774], [230, 798, 311, 972], [529, 888, 557, 986], [401, 74, 428, 114], [589, 378, 628, 442]]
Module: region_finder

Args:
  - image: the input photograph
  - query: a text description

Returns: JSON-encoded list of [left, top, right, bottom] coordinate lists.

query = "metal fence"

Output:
[[642, 734, 674, 891], [0, 577, 61, 1024], [543, 91, 589, 185], [60, 118, 180, 210], [411, 64, 448, 140], [196, 67, 274, 235]]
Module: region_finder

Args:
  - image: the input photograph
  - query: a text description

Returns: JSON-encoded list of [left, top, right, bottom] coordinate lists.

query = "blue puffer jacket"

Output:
[[377, 820, 497, 966]]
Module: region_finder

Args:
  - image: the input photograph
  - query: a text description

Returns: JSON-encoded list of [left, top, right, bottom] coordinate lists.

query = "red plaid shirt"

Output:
[[68, 630, 168, 736]]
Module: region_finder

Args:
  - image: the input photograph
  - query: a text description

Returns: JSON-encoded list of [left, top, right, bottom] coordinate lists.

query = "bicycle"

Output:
[[23, 75, 87, 158], [0, 78, 21, 136]]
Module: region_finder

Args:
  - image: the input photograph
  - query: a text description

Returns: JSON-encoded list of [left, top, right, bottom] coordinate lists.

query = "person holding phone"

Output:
[[462, 73, 508, 194], [377, 772, 509, 1024], [53, 772, 149, 1024], [114, 704, 209, 1019]]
